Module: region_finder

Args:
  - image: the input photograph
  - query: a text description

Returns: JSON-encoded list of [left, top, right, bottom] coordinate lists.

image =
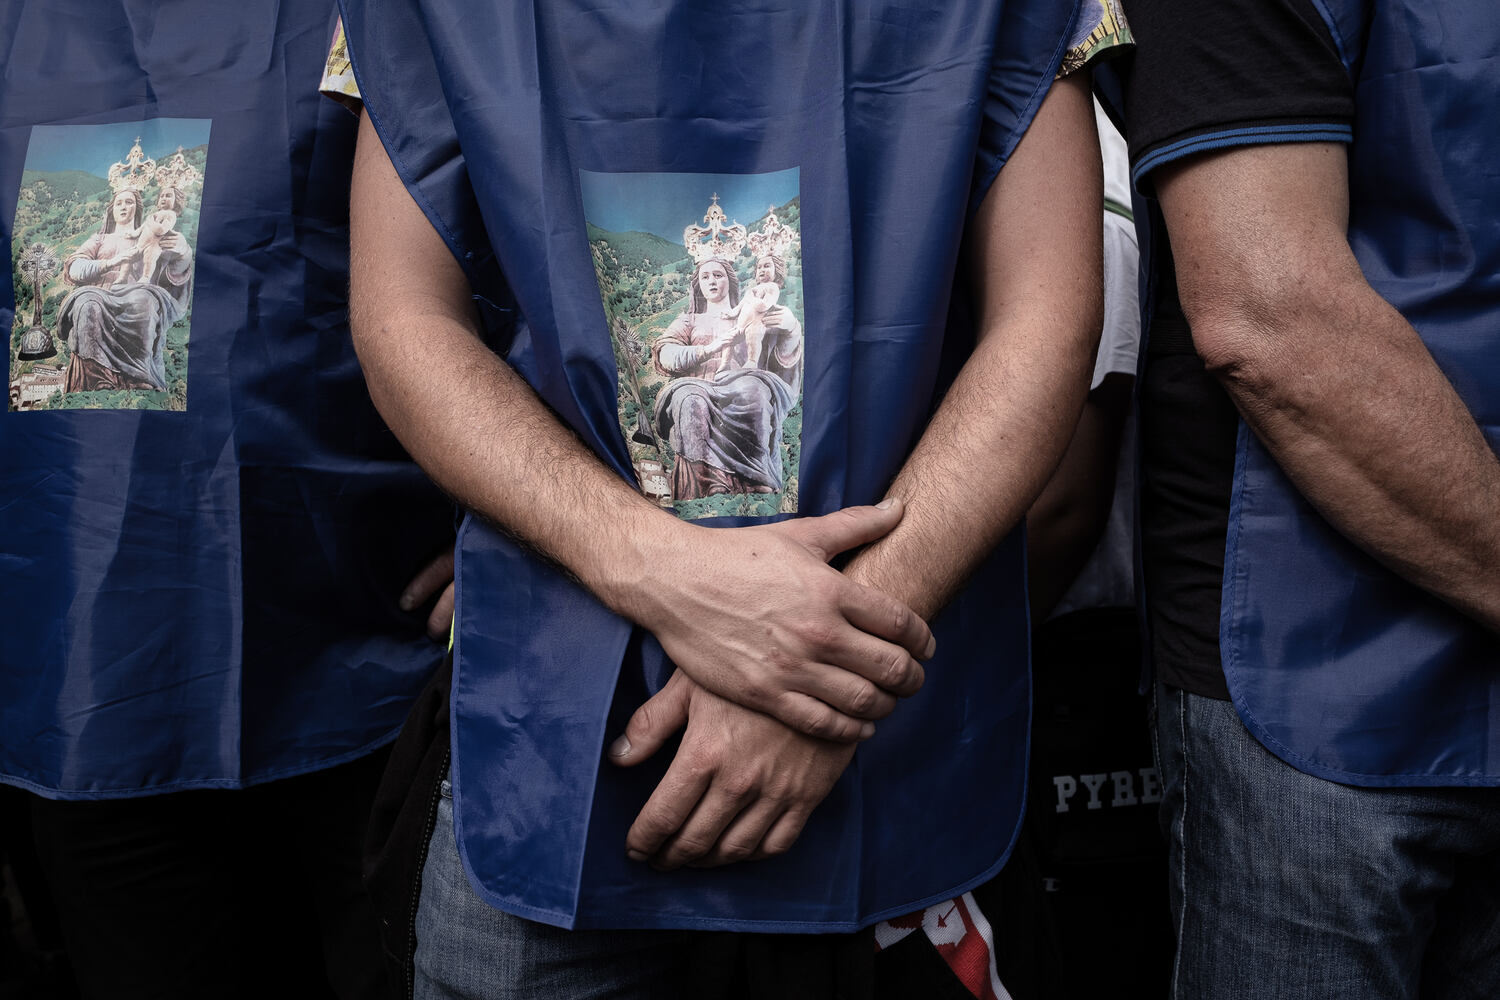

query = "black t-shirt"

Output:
[[1118, 0, 1354, 698]]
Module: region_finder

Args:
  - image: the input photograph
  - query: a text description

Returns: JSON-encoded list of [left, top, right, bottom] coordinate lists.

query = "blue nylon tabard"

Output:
[[341, 0, 1079, 928], [0, 1, 450, 798]]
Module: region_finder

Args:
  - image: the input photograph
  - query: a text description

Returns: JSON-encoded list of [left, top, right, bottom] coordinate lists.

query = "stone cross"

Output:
[[16, 243, 62, 360], [19, 243, 59, 329]]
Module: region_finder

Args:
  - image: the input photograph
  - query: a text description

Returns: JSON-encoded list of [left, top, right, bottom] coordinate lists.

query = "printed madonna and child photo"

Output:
[[8, 119, 209, 412], [582, 168, 804, 520]]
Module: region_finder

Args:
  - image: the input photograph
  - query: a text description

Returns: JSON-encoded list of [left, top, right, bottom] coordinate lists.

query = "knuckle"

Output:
[[866, 690, 896, 720], [787, 780, 821, 808], [916, 623, 935, 651], [743, 673, 772, 706], [760, 834, 794, 857], [763, 643, 793, 673], [774, 692, 811, 731], [718, 774, 756, 802], [631, 816, 670, 844], [821, 510, 853, 536], [717, 840, 756, 863], [672, 834, 712, 859], [803, 619, 839, 653], [881, 652, 912, 690], [678, 751, 717, 784], [811, 575, 842, 608], [761, 776, 794, 803], [821, 719, 859, 744], [802, 707, 840, 739], [846, 682, 878, 717], [629, 703, 657, 736]]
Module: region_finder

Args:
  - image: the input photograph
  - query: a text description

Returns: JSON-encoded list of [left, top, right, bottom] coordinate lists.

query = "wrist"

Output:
[[843, 540, 939, 622], [577, 502, 698, 626]]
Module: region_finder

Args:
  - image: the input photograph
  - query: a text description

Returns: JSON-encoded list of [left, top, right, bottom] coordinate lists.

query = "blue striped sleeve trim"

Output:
[[1132, 123, 1353, 187]]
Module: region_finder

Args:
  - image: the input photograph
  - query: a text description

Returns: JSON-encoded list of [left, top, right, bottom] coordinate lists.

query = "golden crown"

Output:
[[154, 146, 201, 195], [106, 137, 157, 195], [107, 140, 201, 197], [746, 207, 795, 262], [683, 194, 747, 266]]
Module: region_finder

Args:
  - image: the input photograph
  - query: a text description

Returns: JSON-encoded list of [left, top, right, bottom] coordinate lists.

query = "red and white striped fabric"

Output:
[[873, 892, 1012, 1000]]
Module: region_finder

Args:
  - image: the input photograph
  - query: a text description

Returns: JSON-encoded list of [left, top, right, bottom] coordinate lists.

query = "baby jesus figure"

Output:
[[135, 208, 179, 281], [723, 254, 785, 367]]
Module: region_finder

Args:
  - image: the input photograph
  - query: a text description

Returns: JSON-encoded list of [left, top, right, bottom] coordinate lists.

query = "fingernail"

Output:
[[608, 735, 632, 758], [399, 593, 416, 612], [876, 496, 895, 510], [627, 849, 647, 863], [923, 636, 937, 659], [859, 721, 876, 740]]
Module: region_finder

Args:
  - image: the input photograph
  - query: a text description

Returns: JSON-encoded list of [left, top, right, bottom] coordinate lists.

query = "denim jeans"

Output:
[[1155, 686, 1500, 1000], [413, 778, 700, 1000], [410, 770, 903, 1000]]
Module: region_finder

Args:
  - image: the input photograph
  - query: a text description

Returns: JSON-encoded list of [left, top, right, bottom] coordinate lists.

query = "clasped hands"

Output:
[[607, 499, 934, 871], [395, 500, 934, 872]]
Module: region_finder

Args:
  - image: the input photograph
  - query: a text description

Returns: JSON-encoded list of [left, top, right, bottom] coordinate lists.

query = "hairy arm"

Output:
[[1157, 142, 1500, 629], [844, 71, 1103, 617], [349, 111, 932, 742]]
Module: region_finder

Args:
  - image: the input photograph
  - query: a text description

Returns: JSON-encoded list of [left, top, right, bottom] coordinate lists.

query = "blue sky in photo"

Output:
[[580, 167, 799, 242], [23, 119, 212, 179]]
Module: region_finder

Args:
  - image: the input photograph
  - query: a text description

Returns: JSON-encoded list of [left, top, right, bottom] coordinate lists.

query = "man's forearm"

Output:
[[1202, 279, 1500, 629], [848, 307, 1097, 618], [846, 73, 1103, 618], [349, 276, 670, 599], [1162, 141, 1500, 630]]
